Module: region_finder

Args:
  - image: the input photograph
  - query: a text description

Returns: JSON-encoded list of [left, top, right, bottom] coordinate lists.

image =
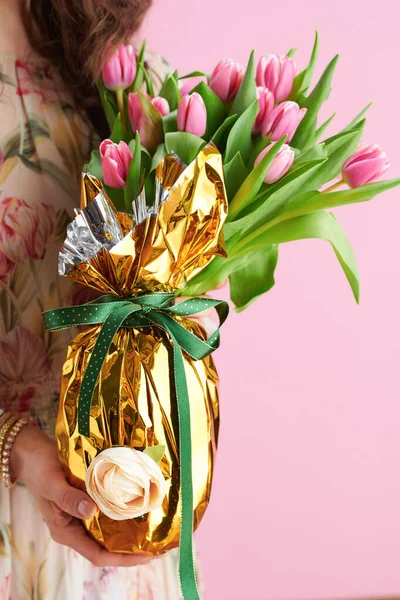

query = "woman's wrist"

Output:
[[7, 420, 40, 487]]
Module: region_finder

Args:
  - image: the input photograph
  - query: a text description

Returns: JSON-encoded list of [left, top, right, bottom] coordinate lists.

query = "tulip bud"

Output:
[[177, 93, 207, 137], [256, 54, 296, 102], [254, 142, 295, 184], [342, 144, 390, 188], [101, 45, 136, 91], [128, 93, 168, 152], [209, 58, 245, 103], [128, 92, 143, 135], [151, 96, 170, 117], [262, 101, 306, 143], [179, 76, 205, 96], [253, 86, 275, 135], [99, 139, 133, 188]]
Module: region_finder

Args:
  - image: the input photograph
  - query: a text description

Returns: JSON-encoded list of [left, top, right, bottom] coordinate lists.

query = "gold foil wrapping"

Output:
[[56, 145, 228, 554]]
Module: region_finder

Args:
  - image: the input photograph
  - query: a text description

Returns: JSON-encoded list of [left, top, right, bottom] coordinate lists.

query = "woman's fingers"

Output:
[[41, 466, 97, 519], [35, 494, 73, 528], [14, 422, 158, 567], [36, 494, 155, 567], [48, 518, 154, 567]]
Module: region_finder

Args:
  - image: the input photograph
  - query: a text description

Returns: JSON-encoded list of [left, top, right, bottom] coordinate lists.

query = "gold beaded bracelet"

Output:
[[0, 415, 29, 488], [0, 414, 20, 456], [0, 412, 13, 432]]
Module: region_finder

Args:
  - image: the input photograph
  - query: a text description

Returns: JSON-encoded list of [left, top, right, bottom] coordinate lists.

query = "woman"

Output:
[[0, 1, 195, 598]]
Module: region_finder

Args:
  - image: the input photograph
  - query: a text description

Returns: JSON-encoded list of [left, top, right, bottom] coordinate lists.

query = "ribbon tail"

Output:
[[170, 334, 200, 600], [77, 302, 141, 436]]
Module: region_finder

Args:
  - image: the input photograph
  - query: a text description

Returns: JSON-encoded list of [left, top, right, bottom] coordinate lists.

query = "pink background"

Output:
[[143, 2, 400, 599]]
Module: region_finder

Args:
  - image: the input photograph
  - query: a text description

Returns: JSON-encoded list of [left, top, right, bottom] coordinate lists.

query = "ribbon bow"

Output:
[[43, 292, 228, 600]]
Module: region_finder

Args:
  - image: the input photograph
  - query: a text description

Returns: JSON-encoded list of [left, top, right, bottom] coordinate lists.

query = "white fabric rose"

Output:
[[85, 447, 166, 521]]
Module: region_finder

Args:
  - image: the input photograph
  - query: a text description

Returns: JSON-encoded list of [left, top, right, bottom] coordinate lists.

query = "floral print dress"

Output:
[[0, 7, 195, 599]]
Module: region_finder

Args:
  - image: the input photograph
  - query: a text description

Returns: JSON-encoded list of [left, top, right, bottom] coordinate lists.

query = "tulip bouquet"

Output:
[[48, 35, 400, 600], [87, 34, 400, 310]]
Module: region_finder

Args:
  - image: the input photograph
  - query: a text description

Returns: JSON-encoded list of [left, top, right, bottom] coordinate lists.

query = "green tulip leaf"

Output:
[[179, 232, 246, 297], [322, 118, 365, 148], [141, 64, 155, 97], [291, 54, 339, 150], [140, 146, 152, 174], [212, 114, 238, 153], [225, 159, 326, 239], [130, 40, 146, 93], [241, 210, 360, 302], [104, 186, 125, 212], [342, 103, 373, 133], [150, 143, 168, 172], [229, 50, 257, 117], [291, 31, 320, 99], [248, 135, 273, 166], [225, 99, 259, 164], [144, 445, 166, 464], [306, 123, 365, 190], [179, 71, 208, 79], [315, 112, 336, 141], [223, 152, 250, 200], [159, 74, 181, 111], [162, 109, 178, 134], [110, 113, 129, 144], [228, 137, 287, 220], [229, 245, 279, 311], [295, 143, 328, 164], [266, 178, 400, 227], [96, 79, 117, 131], [165, 131, 206, 165], [145, 172, 155, 205], [124, 131, 142, 211], [83, 150, 103, 181]]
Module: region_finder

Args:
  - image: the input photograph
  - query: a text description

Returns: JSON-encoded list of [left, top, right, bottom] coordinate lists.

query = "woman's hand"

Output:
[[10, 424, 154, 567]]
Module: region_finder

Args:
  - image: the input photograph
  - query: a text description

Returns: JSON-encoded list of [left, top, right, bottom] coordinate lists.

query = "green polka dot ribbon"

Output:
[[43, 292, 228, 600]]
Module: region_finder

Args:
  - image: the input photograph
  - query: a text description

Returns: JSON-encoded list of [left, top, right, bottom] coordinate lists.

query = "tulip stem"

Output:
[[116, 89, 126, 129], [322, 179, 345, 194]]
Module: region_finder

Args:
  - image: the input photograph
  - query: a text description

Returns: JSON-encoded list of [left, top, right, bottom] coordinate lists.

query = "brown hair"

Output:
[[21, 0, 152, 106]]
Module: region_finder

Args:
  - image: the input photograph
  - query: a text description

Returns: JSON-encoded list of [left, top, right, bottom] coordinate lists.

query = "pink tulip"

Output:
[[102, 44, 136, 91], [209, 58, 245, 103], [128, 92, 143, 135], [179, 76, 205, 96], [177, 93, 207, 137], [256, 54, 296, 102], [255, 143, 295, 184], [342, 144, 390, 188], [128, 92, 168, 151], [262, 101, 306, 143], [151, 96, 170, 117], [253, 86, 275, 134], [99, 139, 133, 188]]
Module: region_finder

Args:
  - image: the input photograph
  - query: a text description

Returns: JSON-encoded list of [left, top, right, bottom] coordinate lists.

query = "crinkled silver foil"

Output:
[[59, 152, 191, 277]]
